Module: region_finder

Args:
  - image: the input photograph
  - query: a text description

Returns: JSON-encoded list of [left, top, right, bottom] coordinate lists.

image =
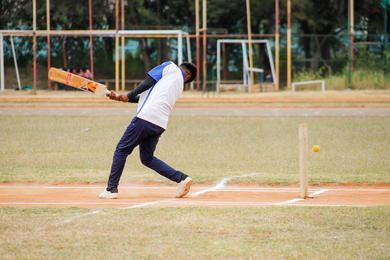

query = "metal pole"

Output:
[[115, 0, 119, 92], [260, 71, 263, 91], [46, 0, 51, 90], [10, 36, 22, 90], [185, 33, 192, 64], [89, 0, 94, 80], [202, 0, 207, 93], [195, 0, 200, 90], [178, 31, 183, 65], [242, 43, 250, 92], [222, 43, 227, 81], [287, 0, 291, 90], [350, 0, 354, 73], [242, 42, 247, 85], [121, 0, 125, 91], [185, 33, 194, 90], [266, 41, 277, 84], [62, 38, 67, 68], [216, 40, 220, 93], [246, 0, 255, 92], [33, 0, 37, 94], [0, 33, 4, 92], [347, 0, 351, 89], [385, 5, 388, 77], [275, 0, 279, 91]]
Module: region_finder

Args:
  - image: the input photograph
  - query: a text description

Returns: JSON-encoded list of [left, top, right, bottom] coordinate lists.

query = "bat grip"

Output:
[[105, 89, 120, 98]]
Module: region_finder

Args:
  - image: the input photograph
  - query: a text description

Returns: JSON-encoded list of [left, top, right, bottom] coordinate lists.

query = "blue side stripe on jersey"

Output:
[[136, 84, 155, 117]]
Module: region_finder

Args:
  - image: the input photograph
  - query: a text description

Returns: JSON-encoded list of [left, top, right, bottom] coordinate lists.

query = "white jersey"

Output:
[[136, 61, 185, 129]]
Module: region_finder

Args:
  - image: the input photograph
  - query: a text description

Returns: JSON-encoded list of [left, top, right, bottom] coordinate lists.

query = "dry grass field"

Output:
[[0, 115, 389, 184], [1, 90, 390, 259], [0, 207, 389, 259]]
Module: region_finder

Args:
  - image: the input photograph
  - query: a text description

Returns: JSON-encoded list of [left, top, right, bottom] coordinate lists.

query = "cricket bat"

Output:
[[48, 68, 110, 96]]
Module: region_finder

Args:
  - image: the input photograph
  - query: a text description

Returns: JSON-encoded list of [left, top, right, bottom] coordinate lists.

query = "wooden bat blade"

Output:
[[48, 68, 109, 96]]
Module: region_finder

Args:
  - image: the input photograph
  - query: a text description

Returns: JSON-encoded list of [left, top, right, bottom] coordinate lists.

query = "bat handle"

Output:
[[105, 89, 120, 98]]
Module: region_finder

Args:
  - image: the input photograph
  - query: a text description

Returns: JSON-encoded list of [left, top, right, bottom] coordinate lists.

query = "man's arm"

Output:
[[106, 75, 156, 103], [127, 75, 156, 102], [127, 96, 140, 103]]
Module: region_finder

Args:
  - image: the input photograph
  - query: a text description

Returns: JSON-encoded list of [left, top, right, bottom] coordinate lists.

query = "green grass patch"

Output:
[[0, 115, 389, 184], [293, 65, 390, 90], [0, 206, 389, 259]]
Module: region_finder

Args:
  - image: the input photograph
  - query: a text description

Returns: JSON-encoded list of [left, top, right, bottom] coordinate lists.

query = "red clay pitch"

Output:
[[0, 183, 389, 209]]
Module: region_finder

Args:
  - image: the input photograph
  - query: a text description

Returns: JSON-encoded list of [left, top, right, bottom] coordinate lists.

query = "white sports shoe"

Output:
[[176, 177, 193, 198], [99, 190, 118, 199]]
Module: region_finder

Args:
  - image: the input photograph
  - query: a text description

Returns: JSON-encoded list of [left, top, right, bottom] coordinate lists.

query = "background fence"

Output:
[[1, 32, 388, 91]]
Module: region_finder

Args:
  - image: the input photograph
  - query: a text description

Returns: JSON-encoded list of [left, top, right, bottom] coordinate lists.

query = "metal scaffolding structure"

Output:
[[0, 29, 192, 92], [216, 39, 276, 93]]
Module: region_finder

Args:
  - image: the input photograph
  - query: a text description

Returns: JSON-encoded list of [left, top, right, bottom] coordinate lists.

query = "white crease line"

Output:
[[190, 173, 264, 197], [0, 186, 298, 192], [316, 188, 390, 192], [123, 199, 174, 209], [274, 189, 328, 205], [310, 189, 329, 197], [205, 189, 298, 193], [124, 173, 264, 208], [62, 199, 177, 222], [0, 185, 176, 190], [274, 198, 305, 205], [215, 187, 390, 192], [2, 185, 389, 192], [216, 187, 301, 191], [0, 202, 146, 205], [0, 186, 104, 189], [61, 174, 263, 223], [121, 173, 265, 209], [64, 210, 102, 223], [165, 200, 276, 206], [287, 204, 374, 207], [147, 199, 380, 207]]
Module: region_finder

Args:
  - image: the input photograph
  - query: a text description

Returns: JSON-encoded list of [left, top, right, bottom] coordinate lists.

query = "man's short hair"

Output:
[[180, 62, 197, 83]]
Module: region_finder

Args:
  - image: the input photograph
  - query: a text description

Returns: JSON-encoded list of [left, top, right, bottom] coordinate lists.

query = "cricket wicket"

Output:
[[299, 123, 308, 198]]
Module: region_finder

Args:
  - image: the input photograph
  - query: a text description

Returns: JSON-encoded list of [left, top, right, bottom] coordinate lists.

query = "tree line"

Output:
[[0, 0, 388, 82]]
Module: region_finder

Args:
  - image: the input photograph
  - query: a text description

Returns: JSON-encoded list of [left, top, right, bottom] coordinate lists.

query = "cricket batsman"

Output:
[[99, 61, 197, 199]]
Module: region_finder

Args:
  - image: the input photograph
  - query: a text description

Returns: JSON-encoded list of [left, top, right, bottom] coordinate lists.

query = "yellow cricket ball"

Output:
[[313, 145, 320, 152]]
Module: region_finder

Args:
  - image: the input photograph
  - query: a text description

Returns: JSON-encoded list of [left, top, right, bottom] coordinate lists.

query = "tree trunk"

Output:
[[157, 0, 162, 64]]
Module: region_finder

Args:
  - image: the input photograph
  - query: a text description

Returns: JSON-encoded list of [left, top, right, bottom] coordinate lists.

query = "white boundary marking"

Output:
[[274, 189, 328, 205], [1, 177, 388, 223], [1, 185, 389, 192], [60, 173, 263, 223], [168, 200, 276, 206], [165, 200, 374, 207], [189, 173, 263, 197], [310, 189, 329, 197], [1, 185, 386, 207], [1, 201, 379, 208], [274, 198, 304, 205], [0, 202, 159, 205], [123, 199, 174, 209], [63, 210, 102, 223]]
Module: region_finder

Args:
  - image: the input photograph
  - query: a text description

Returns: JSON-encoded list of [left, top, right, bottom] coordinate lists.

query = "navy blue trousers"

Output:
[[107, 117, 184, 191]]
